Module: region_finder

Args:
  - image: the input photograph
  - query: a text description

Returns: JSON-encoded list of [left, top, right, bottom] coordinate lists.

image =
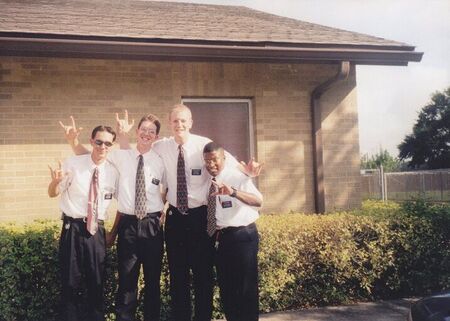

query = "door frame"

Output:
[[181, 98, 255, 160]]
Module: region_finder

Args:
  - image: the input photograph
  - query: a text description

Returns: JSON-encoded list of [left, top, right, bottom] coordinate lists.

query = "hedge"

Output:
[[0, 200, 449, 321]]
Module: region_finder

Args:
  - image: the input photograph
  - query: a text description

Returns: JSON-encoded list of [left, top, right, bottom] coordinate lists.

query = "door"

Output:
[[182, 99, 253, 163]]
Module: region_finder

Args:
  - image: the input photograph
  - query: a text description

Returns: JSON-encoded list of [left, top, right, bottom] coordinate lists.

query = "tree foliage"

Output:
[[398, 87, 450, 169], [361, 148, 403, 172]]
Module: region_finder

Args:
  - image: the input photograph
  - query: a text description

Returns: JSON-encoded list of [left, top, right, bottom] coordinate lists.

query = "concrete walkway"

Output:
[[216, 298, 415, 321]]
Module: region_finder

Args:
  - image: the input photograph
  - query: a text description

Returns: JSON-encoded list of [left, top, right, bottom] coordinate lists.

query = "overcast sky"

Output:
[[166, 0, 449, 157]]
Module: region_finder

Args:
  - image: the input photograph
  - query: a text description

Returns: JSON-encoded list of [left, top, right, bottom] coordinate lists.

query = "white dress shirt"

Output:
[[152, 135, 210, 208], [152, 135, 240, 209], [108, 149, 165, 215], [59, 154, 119, 220], [212, 166, 262, 228]]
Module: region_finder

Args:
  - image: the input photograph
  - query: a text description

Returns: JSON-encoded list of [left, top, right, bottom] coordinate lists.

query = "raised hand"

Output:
[[211, 180, 233, 196], [239, 157, 264, 177], [48, 161, 65, 184], [59, 116, 83, 142], [115, 109, 135, 136]]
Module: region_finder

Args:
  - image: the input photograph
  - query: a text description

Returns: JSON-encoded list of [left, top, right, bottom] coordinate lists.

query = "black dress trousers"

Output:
[[59, 215, 106, 321], [165, 205, 215, 321], [116, 213, 164, 321], [215, 223, 259, 321]]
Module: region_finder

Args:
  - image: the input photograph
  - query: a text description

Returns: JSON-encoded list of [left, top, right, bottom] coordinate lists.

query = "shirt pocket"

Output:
[[219, 196, 234, 210], [99, 185, 115, 213], [188, 166, 206, 187], [146, 174, 161, 194]]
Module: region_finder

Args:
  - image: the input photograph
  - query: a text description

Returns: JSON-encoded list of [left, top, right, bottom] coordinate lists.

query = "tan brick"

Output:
[[0, 57, 362, 221]]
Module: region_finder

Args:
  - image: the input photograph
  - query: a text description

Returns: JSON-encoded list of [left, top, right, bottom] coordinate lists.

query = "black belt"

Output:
[[214, 223, 256, 249], [118, 211, 161, 219], [218, 222, 256, 234], [168, 204, 206, 214], [63, 214, 104, 224]]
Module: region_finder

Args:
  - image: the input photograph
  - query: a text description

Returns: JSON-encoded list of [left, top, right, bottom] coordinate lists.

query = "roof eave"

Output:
[[0, 36, 423, 66]]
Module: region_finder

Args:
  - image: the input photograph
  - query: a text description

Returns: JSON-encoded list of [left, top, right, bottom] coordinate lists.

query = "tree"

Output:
[[398, 87, 450, 169], [361, 148, 404, 172]]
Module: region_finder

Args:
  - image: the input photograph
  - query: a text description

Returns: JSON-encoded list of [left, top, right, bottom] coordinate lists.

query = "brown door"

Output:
[[183, 100, 252, 162]]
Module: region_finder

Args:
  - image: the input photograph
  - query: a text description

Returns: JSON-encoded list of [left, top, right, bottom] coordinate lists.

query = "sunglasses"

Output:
[[94, 139, 113, 147]]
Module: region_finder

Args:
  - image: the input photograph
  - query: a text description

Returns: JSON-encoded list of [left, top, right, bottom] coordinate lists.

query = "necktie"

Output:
[[135, 154, 146, 219], [87, 167, 99, 235], [177, 145, 188, 214], [206, 178, 217, 237]]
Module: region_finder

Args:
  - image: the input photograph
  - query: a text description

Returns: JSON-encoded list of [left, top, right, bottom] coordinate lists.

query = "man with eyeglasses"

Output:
[[118, 104, 262, 321], [60, 113, 166, 321], [48, 125, 119, 321]]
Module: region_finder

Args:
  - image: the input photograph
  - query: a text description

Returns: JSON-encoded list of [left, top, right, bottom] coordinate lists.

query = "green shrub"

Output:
[[0, 200, 449, 320]]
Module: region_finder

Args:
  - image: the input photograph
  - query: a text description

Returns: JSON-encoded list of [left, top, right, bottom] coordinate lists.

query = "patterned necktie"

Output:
[[206, 178, 217, 237], [177, 145, 188, 214], [87, 167, 99, 235], [135, 154, 146, 219]]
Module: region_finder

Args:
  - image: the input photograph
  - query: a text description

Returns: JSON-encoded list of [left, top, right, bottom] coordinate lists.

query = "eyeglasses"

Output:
[[139, 127, 157, 135], [94, 139, 113, 147]]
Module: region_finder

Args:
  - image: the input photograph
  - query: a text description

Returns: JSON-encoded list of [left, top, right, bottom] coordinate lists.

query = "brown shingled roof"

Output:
[[0, 0, 423, 65]]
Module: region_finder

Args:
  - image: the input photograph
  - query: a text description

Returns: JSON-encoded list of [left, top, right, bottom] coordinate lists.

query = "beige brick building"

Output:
[[0, 0, 422, 222]]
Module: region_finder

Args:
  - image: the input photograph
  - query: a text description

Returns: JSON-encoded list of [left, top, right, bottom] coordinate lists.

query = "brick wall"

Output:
[[0, 56, 361, 222]]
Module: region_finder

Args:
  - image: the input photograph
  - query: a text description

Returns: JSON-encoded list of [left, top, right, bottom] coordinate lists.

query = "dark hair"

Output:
[[91, 125, 116, 142], [138, 113, 161, 134], [203, 141, 223, 154]]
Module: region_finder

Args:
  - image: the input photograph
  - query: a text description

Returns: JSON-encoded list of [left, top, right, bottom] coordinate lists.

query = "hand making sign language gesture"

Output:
[[59, 116, 83, 142], [211, 179, 233, 197], [210, 177, 262, 207], [47, 161, 66, 197], [239, 157, 264, 178], [115, 109, 135, 135]]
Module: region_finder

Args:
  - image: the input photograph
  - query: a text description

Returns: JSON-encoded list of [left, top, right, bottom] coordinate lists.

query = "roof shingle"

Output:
[[0, 0, 411, 49]]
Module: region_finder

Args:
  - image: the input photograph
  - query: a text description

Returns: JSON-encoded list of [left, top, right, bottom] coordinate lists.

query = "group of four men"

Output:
[[48, 104, 263, 321]]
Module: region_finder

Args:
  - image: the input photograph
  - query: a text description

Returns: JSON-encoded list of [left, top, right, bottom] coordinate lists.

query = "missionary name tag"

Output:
[[104, 193, 113, 200], [221, 200, 233, 208], [191, 169, 202, 176], [152, 178, 160, 185]]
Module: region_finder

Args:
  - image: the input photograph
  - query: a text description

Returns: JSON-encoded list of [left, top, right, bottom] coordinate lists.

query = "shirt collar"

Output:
[[173, 133, 193, 151], [88, 155, 106, 171]]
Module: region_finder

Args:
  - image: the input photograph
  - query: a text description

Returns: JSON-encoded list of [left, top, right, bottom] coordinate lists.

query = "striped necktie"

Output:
[[87, 167, 99, 235], [206, 178, 217, 237], [135, 154, 146, 219], [177, 145, 189, 214]]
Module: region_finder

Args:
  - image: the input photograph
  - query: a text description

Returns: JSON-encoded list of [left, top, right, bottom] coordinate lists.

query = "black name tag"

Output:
[[104, 193, 113, 200], [191, 169, 202, 176], [221, 200, 232, 208], [152, 178, 160, 185]]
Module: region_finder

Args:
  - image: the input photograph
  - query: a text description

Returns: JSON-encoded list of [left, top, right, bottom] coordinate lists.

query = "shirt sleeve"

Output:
[[224, 150, 239, 167], [151, 138, 166, 157], [107, 149, 120, 166], [113, 167, 120, 200], [238, 176, 263, 202], [58, 158, 73, 193]]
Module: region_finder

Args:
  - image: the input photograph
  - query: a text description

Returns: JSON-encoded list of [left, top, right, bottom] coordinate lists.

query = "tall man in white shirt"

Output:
[[60, 113, 166, 321], [145, 104, 262, 321], [203, 142, 262, 321], [48, 125, 119, 321], [149, 105, 216, 321]]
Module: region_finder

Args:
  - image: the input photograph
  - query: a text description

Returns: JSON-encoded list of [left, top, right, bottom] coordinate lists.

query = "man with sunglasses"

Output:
[[48, 125, 119, 321], [59, 113, 166, 321]]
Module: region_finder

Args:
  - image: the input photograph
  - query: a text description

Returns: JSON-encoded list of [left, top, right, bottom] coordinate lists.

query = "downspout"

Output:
[[310, 61, 350, 213]]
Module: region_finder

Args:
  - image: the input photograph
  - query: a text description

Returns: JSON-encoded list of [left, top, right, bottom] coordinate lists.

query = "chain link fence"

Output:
[[361, 168, 450, 202]]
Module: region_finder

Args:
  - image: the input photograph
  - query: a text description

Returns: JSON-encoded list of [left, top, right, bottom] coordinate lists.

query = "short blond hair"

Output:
[[169, 104, 192, 121]]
